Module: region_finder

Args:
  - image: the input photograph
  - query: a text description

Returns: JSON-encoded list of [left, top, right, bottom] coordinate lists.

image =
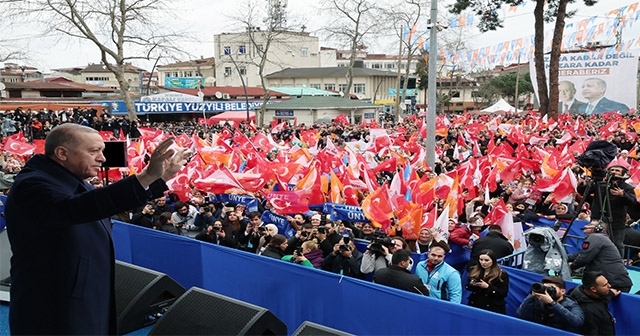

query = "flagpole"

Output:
[[426, 0, 438, 169]]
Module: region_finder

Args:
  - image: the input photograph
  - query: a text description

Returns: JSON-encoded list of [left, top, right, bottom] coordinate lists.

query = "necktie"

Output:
[[563, 103, 569, 114], [585, 104, 594, 115]]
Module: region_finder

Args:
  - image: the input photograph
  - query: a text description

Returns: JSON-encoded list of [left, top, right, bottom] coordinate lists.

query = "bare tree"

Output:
[[386, 0, 428, 121], [229, 0, 294, 126], [321, 0, 381, 98], [4, 0, 186, 121]]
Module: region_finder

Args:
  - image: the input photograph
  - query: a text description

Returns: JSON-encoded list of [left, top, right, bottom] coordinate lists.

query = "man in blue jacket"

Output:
[[516, 276, 584, 333], [415, 240, 462, 303], [6, 123, 191, 335]]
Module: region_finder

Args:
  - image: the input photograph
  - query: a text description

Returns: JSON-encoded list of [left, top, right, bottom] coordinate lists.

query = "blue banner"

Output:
[[322, 203, 370, 223], [91, 100, 274, 115], [215, 194, 259, 213], [260, 211, 295, 238]]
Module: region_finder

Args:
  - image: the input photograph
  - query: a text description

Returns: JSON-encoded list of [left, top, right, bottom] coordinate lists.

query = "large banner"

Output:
[[529, 50, 638, 114], [164, 77, 205, 89]]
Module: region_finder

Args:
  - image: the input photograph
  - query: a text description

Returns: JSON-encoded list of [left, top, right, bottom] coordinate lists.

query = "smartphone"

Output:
[[295, 247, 303, 255]]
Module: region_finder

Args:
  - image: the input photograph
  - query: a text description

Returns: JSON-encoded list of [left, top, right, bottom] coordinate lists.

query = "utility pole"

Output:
[[426, 0, 437, 169], [514, 54, 521, 112], [394, 26, 403, 123]]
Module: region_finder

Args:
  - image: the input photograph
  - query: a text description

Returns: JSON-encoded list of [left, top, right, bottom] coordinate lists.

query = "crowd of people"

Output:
[[3, 105, 640, 335]]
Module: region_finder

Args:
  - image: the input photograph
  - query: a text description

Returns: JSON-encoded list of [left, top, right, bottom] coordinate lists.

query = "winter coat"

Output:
[[516, 294, 584, 333], [468, 231, 514, 269], [568, 233, 633, 291], [568, 286, 616, 336], [415, 260, 463, 303], [261, 245, 286, 259], [466, 268, 510, 314], [374, 265, 429, 296]]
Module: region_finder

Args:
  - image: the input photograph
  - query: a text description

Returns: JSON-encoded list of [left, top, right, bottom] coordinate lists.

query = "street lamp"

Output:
[[227, 53, 251, 123]]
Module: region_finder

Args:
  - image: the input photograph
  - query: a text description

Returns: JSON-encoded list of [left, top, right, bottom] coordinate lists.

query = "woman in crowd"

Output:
[[466, 249, 510, 314], [260, 234, 288, 259]]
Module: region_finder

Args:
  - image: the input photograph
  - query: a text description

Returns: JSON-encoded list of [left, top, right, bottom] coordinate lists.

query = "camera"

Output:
[[203, 206, 212, 213], [531, 282, 557, 299], [211, 226, 220, 232], [339, 244, 350, 252], [258, 226, 267, 232], [369, 230, 393, 255], [528, 233, 545, 245], [300, 231, 309, 237], [317, 226, 328, 234]]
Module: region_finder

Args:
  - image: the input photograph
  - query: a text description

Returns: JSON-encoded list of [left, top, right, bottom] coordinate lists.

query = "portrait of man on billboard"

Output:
[[578, 78, 629, 115], [558, 80, 585, 114]]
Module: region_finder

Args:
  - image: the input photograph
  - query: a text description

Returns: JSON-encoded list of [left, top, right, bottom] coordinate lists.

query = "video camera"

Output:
[[368, 230, 394, 255], [576, 140, 618, 181]]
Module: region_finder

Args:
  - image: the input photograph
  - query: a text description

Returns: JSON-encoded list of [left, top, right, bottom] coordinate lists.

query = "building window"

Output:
[[239, 66, 246, 75], [195, 71, 201, 77], [310, 83, 321, 89], [300, 47, 308, 57], [471, 91, 480, 97], [224, 67, 232, 76], [256, 44, 264, 55], [385, 63, 395, 69], [184, 71, 193, 77], [223, 46, 231, 55], [450, 90, 461, 98], [353, 83, 365, 94], [338, 84, 348, 93], [324, 83, 335, 91], [172, 72, 179, 77], [371, 63, 382, 69], [238, 45, 247, 54]]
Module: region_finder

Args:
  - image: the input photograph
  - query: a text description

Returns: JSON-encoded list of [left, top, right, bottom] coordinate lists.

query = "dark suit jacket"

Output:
[[558, 99, 585, 114], [6, 155, 167, 335], [579, 97, 630, 115], [374, 265, 430, 296]]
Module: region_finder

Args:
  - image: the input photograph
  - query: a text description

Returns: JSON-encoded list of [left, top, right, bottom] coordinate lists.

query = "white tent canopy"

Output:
[[481, 98, 522, 113]]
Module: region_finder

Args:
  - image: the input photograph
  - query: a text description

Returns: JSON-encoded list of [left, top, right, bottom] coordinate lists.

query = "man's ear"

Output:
[[53, 146, 68, 161]]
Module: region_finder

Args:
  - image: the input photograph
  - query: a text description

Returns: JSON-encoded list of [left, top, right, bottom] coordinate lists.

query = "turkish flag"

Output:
[[3, 137, 36, 156], [263, 190, 310, 214]]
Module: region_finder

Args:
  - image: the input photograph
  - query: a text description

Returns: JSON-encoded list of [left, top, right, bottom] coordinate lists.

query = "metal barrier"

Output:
[[497, 250, 526, 269]]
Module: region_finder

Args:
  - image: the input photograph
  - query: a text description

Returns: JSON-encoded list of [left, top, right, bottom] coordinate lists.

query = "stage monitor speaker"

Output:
[[102, 141, 127, 168], [291, 321, 354, 336], [115, 261, 186, 335], [148, 287, 287, 336]]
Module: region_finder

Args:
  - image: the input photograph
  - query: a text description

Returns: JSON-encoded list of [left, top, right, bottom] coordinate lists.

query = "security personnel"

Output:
[[567, 220, 632, 292]]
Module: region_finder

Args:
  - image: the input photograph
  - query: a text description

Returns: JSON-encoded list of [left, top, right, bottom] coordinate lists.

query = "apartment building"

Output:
[[157, 57, 215, 89]]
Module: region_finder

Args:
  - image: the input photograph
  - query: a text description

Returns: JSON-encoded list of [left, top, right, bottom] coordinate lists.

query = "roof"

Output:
[[163, 86, 283, 98], [267, 87, 340, 96], [82, 63, 145, 73], [265, 67, 397, 79], [3, 79, 117, 93], [50, 67, 84, 75], [157, 57, 215, 68], [263, 96, 375, 110]]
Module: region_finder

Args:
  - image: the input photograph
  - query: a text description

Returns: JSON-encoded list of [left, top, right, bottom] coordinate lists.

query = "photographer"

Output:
[[194, 204, 216, 229], [516, 276, 584, 333], [360, 230, 402, 276], [578, 160, 636, 257], [284, 223, 314, 255], [130, 201, 156, 229], [195, 220, 235, 248], [317, 220, 342, 257], [171, 201, 199, 237], [322, 236, 364, 280]]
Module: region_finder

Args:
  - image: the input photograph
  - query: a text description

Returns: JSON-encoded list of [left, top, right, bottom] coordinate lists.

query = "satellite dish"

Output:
[[0, 83, 5, 90], [205, 77, 216, 85], [215, 91, 223, 99], [339, 91, 344, 97], [197, 91, 204, 99]]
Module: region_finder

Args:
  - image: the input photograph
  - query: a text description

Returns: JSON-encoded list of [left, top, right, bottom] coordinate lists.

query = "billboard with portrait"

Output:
[[529, 50, 638, 114]]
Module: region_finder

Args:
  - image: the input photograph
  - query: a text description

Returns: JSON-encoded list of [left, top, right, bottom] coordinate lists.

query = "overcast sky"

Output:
[[2, 0, 638, 72]]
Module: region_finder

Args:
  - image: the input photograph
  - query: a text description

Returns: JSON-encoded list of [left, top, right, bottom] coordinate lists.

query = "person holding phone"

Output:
[[466, 249, 510, 314], [281, 240, 323, 268]]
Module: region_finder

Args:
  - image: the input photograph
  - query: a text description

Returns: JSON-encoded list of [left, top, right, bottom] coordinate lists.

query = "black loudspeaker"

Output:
[[115, 261, 186, 335], [102, 141, 127, 167], [291, 321, 354, 336], [149, 287, 287, 336]]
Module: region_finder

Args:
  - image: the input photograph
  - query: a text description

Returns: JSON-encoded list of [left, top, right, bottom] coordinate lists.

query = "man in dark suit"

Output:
[[374, 249, 429, 296], [6, 123, 191, 335], [578, 78, 629, 115], [558, 80, 585, 114]]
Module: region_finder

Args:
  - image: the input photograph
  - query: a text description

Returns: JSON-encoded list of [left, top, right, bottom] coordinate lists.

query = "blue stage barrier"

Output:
[[113, 221, 574, 335]]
